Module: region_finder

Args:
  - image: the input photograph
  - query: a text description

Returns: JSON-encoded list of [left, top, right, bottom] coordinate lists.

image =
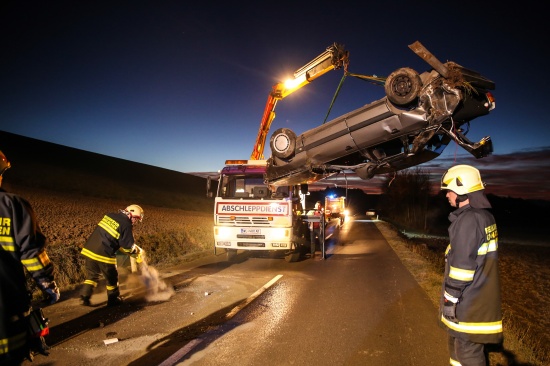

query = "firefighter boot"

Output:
[[80, 295, 92, 306], [80, 283, 94, 306], [107, 295, 123, 307]]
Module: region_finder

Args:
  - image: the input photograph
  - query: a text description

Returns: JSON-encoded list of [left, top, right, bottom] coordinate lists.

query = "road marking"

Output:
[[157, 338, 203, 366], [157, 274, 283, 366], [225, 274, 283, 320]]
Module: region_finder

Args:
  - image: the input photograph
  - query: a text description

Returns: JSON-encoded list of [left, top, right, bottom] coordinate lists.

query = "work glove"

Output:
[[37, 279, 61, 304], [135, 250, 145, 264], [130, 245, 145, 264], [443, 298, 458, 323]]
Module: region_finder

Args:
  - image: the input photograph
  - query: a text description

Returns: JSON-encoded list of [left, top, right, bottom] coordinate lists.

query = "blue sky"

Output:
[[1, 1, 549, 200]]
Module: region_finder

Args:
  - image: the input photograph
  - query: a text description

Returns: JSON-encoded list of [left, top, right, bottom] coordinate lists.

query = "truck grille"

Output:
[[237, 242, 266, 247]]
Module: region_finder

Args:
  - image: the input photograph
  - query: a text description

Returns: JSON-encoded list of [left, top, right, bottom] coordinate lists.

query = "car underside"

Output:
[[265, 42, 495, 187]]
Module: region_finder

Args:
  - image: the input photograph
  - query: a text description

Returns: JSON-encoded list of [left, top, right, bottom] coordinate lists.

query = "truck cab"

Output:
[[213, 160, 309, 262]]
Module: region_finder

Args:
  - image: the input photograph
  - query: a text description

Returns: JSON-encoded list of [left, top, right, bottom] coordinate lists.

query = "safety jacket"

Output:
[[439, 204, 503, 344], [308, 209, 323, 230], [81, 212, 135, 264], [0, 188, 54, 362]]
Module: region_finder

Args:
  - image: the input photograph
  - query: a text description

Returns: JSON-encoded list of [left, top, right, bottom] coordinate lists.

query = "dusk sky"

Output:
[[1, 2, 548, 200]]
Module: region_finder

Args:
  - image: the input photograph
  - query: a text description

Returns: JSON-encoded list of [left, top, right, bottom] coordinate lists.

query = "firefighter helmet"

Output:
[[125, 204, 144, 222], [0, 150, 11, 175], [441, 165, 485, 195]]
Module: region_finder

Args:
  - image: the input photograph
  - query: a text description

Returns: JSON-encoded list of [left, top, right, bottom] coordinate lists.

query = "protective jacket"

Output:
[[439, 204, 503, 344], [81, 211, 135, 263], [308, 209, 322, 230], [0, 188, 55, 363]]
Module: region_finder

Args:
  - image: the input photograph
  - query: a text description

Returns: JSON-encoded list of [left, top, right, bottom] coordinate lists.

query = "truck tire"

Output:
[[227, 249, 238, 262], [384, 67, 422, 106], [285, 251, 300, 262], [270, 128, 296, 159]]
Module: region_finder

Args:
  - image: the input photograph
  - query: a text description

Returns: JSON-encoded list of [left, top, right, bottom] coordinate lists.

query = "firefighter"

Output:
[[307, 201, 323, 258], [439, 165, 503, 366], [0, 150, 60, 365], [79, 204, 145, 307]]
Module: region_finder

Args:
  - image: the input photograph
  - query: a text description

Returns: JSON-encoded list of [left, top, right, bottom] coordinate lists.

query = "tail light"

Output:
[[485, 92, 495, 111]]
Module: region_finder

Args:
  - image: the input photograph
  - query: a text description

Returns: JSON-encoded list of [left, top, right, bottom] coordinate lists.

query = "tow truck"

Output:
[[212, 44, 349, 262]]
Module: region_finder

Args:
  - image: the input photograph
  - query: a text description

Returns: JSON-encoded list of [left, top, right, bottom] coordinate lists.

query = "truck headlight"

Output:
[[272, 228, 289, 240], [215, 227, 232, 239]]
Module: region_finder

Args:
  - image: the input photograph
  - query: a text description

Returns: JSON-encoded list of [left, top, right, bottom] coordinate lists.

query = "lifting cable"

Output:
[[322, 73, 347, 124], [322, 72, 387, 125]]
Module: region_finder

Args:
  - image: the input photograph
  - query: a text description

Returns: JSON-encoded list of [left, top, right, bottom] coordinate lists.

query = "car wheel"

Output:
[[384, 67, 422, 106], [270, 128, 296, 159]]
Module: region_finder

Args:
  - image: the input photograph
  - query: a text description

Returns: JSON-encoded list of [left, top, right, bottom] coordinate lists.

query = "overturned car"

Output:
[[265, 41, 495, 186]]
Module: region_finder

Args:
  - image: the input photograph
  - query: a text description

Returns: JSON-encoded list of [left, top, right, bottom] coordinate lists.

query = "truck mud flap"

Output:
[[285, 251, 300, 263]]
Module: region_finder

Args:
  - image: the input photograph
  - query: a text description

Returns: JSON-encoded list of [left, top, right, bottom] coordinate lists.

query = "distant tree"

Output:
[[379, 167, 432, 230]]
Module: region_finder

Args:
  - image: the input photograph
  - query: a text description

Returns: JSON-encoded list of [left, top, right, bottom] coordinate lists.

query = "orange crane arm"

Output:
[[250, 43, 349, 160]]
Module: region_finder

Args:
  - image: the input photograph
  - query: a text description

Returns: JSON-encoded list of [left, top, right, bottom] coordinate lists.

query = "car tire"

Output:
[[270, 128, 296, 159], [384, 67, 422, 106]]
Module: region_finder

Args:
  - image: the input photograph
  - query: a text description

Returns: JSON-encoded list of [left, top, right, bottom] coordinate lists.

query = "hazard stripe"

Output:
[[449, 265, 475, 282], [441, 316, 502, 334], [81, 248, 116, 264], [98, 216, 120, 239]]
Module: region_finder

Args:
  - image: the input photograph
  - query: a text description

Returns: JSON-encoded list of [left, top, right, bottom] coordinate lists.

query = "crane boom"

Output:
[[250, 43, 349, 160]]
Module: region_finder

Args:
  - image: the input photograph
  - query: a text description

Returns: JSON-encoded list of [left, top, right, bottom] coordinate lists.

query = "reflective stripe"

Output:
[[106, 284, 119, 291], [477, 240, 498, 255], [0, 330, 28, 355], [441, 315, 503, 334], [450, 357, 462, 366], [449, 265, 475, 281], [83, 279, 98, 287], [98, 216, 120, 239], [0, 236, 15, 251], [444, 291, 458, 302], [81, 248, 116, 264], [21, 251, 51, 272]]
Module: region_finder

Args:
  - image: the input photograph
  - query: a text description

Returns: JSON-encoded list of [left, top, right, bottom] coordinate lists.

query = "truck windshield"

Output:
[[219, 174, 272, 199]]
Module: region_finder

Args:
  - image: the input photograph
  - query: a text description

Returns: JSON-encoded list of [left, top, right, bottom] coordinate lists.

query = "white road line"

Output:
[[157, 338, 203, 366], [225, 274, 283, 320], [157, 274, 284, 366]]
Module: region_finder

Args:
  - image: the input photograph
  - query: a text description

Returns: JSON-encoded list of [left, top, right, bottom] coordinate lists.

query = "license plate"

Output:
[[241, 228, 261, 234]]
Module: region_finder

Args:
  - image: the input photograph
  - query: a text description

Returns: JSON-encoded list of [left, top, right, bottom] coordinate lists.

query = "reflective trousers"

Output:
[[80, 257, 120, 300], [448, 335, 487, 366]]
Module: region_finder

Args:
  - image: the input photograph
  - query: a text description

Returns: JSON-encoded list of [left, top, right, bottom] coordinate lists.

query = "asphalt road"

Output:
[[23, 218, 449, 366]]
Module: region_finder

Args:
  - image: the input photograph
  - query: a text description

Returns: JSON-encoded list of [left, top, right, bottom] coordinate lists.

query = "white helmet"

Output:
[[125, 204, 144, 222], [0, 150, 11, 175], [441, 165, 485, 195]]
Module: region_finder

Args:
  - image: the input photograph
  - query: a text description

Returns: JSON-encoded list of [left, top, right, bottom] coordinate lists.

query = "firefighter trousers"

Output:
[[448, 335, 487, 366], [80, 257, 120, 300]]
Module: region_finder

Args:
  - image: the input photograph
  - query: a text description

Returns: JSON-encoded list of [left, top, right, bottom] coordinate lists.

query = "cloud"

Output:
[[310, 147, 550, 201]]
